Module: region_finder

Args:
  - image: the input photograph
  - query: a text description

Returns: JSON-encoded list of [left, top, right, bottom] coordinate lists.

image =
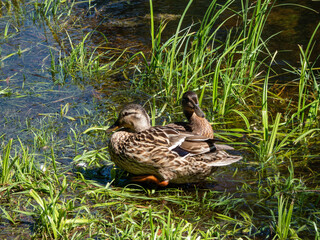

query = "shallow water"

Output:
[[0, 1, 319, 238], [0, 0, 318, 194], [0, 0, 318, 180], [1, 0, 319, 128]]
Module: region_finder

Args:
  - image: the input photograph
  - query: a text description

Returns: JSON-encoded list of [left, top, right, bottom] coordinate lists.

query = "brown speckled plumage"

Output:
[[107, 103, 241, 185]]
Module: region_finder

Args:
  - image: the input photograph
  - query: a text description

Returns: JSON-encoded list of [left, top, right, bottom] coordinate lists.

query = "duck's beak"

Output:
[[193, 103, 205, 118], [106, 119, 120, 133]]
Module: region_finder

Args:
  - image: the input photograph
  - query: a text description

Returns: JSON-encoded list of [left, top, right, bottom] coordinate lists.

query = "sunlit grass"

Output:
[[271, 195, 298, 240], [0, 139, 14, 185], [27, 179, 92, 239], [135, 0, 320, 166], [136, 0, 275, 103], [49, 31, 126, 86], [0, 109, 319, 239], [284, 22, 320, 129], [0, 0, 320, 239]]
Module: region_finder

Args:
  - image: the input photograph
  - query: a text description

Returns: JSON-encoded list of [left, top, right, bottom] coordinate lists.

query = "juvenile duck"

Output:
[[107, 104, 241, 187], [167, 91, 214, 138]]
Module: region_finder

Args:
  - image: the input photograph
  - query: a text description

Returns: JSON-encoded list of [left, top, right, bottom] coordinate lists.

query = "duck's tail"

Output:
[[205, 150, 242, 167]]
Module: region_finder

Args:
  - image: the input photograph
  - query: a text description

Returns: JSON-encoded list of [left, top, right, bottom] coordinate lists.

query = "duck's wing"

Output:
[[133, 126, 183, 147], [162, 128, 240, 160], [165, 122, 191, 132], [177, 136, 216, 155], [150, 126, 190, 149], [149, 126, 218, 156], [136, 126, 239, 159], [200, 150, 242, 166]]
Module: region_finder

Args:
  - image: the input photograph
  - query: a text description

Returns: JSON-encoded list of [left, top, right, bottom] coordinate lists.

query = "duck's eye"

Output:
[[122, 111, 135, 117]]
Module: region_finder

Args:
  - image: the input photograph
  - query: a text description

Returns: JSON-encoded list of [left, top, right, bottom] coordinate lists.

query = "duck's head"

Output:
[[181, 91, 205, 119], [107, 104, 151, 133]]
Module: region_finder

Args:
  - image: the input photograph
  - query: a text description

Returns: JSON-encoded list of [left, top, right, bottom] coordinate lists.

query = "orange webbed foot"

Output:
[[131, 175, 169, 187]]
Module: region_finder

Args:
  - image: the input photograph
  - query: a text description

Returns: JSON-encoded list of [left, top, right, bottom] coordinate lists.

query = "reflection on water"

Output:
[[94, 0, 320, 66], [0, 21, 94, 130]]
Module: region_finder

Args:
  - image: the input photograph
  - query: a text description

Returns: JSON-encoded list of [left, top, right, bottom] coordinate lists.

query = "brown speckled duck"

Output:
[[167, 91, 214, 138], [107, 104, 241, 187]]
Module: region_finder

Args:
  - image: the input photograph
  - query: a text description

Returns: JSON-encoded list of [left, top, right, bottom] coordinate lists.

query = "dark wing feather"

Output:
[[135, 125, 237, 159], [165, 122, 191, 132], [151, 126, 217, 156]]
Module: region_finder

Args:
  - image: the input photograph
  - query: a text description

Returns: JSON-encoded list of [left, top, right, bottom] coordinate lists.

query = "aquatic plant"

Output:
[[0, 139, 14, 185], [0, 0, 319, 239], [138, 0, 274, 106], [272, 195, 297, 240], [27, 179, 91, 239], [49, 31, 125, 86], [284, 22, 320, 129]]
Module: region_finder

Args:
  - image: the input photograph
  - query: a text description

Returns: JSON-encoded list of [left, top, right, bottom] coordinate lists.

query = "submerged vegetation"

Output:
[[0, 0, 320, 239]]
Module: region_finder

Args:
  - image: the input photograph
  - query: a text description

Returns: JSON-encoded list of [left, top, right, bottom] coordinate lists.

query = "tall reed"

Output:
[[285, 22, 320, 129], [0, 139, 14, 185], [140, 0, 274, 111], [272, 195, 297, 240]]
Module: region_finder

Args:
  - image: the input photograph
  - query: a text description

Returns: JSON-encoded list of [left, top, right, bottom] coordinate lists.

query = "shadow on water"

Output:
[[73, 161, 244, 192]]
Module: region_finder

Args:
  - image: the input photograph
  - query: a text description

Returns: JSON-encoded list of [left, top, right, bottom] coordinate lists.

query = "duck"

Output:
[[166, 91, 214, 138], [107, 103, 241, 187]]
